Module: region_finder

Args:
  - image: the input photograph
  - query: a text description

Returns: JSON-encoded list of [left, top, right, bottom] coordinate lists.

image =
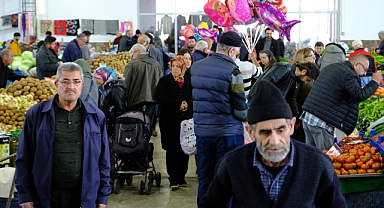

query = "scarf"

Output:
[[170, 56, 188, 88]]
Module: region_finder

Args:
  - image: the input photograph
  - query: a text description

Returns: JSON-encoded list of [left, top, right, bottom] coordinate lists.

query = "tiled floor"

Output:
[[107, 127, 198, 208]]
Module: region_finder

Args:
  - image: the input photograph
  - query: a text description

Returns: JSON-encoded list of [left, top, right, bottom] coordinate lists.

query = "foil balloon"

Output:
[[194, 33, 203, 41], [180, 24, 196, 38], [197, 28, 218, 43], [226, 0, 252, 22], [255, 3, 300, 41], [250, 0, 287, 15], [203, 0, 235, 27], [198, 22, 209, 29]]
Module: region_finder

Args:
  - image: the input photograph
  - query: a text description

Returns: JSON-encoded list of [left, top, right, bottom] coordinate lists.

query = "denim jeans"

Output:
[[196, 135, 244, 204]]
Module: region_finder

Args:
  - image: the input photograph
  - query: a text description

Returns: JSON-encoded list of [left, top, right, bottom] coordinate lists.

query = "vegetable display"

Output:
[[325, 136, 384, 175], [371, 52, 384, 65], [9, 51, 37, 71], [87, 52, 131, 75], [357, 95, 384, 133]]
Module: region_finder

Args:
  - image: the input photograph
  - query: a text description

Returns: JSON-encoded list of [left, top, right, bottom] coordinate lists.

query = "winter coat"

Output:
[[62, 39, 82, 62], [191, 53, 247, 137], [123, 54, 163, 108], [192, 50, 208, 62], [319, 43, 346, 71], [75, 59, 99, 107], [100, 79, 127, 135], [0, 58, 26, 88], [80, 44, 91, 60], [303, 61, 378, 135], [36, 45, 60, 80], [248, 62, 297, 104], [155, 73, 192, 150], [149, 45, 164, 71], [15, 98, 111, 207], [118, 35, 135, 52], [255, 37, 280, 61]]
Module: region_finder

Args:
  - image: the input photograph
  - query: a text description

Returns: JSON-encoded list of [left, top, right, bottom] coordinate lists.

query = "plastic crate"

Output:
[[343, 189, 384, 208]]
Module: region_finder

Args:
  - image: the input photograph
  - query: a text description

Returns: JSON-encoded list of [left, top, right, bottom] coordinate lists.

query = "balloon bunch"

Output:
[[203, 0, 300, 41], [180, 23, 219, 44]]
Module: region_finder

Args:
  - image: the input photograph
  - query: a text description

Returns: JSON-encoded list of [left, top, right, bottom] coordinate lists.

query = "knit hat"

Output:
[[248, 80, 293, 125], [44, 36, 56, 44], [352, 40, 363, 49], [219, 31, 242, 47]]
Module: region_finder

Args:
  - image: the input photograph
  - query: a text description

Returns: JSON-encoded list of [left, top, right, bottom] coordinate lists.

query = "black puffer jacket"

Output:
[[302, 61, 378, 135], [100, 78, 127, 135]]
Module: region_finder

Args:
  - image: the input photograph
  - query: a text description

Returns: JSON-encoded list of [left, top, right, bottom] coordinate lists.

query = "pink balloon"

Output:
[[226, 0, 252, 22], [255, 3, 300, 42], [203, 0, 235, 27]]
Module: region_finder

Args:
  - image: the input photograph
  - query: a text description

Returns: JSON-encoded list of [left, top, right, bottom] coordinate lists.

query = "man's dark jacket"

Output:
[[36, 45, 60, 80], [0, 58, 26, 88], [248, 62, 297, 103], [303, 61, 378, 135], [118, 35, 135, 52], [256, 37, 280, 61]]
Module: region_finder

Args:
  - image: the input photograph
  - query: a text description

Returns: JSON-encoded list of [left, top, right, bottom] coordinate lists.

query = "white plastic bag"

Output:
[[180, 118, 196, 155]]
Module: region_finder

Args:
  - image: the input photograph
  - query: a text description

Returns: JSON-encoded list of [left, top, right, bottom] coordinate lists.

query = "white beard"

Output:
[[256, 141, 290, 163]]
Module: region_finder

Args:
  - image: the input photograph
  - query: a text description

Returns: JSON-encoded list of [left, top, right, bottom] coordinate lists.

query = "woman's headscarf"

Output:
[[92, 66, 118, 85], [170, 55, 188, 88], [75, 59, 92, 79]]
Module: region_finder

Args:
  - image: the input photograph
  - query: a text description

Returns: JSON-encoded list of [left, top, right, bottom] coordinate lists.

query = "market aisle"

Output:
[[107, 125, 198, 208]]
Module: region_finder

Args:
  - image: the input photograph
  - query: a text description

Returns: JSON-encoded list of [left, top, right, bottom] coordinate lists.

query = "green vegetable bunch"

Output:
[[357, 95, 384, 133]]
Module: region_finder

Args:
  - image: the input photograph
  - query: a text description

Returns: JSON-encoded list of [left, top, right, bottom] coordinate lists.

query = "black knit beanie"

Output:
[[248, 80, 293, 125]]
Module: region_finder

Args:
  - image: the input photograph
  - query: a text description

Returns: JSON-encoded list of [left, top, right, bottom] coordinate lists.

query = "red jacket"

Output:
[[348, 48, 374, 60]]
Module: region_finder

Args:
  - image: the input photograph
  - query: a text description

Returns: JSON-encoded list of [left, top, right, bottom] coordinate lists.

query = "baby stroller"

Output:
[[112, 106, 161, 195]]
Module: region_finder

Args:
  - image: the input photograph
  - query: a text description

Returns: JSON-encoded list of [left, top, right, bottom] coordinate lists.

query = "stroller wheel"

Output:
[[113, 179, 121, 194], [145, 180, 152, 195], [155, 172, 161, 187], [148, 171, 154, 184], [137, 180, 145, 195], [126, 175, 133, 186]]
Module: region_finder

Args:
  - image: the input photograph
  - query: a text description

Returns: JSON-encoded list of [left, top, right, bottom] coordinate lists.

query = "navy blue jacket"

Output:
[[16, 98, 111, 207], [191, 53, 247, 137], [192, 49, 208, 62], [62, 39, 82, 62]]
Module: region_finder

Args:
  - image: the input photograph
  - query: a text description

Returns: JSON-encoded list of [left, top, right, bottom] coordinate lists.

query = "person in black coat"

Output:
[[256, 28, 280, 62], [155, 55, 193, 190], [36, 36, 62, 80], [0, 49, 26, 88]]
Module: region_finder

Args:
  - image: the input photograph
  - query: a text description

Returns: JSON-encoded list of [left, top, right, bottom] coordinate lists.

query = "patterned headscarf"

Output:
[[170, 55, 188, 88]]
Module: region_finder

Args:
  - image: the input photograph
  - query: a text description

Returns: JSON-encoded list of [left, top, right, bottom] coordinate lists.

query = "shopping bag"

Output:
[[180, 118, 196, 155]]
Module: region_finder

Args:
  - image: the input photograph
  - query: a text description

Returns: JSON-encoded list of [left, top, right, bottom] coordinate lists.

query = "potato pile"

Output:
[[87, 52, 131, 75], [0, 77, 56, 132]]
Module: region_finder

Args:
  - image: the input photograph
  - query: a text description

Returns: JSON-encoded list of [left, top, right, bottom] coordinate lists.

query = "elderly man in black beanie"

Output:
[[199, 80, 346, 208], [191, 31, 248, 203], [36, 36, 62, 80]]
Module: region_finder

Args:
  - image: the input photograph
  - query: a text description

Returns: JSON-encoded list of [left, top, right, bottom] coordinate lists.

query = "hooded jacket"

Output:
[[319, 43, 346, 71], [123, 54, 163, 108], [36, 45, 60, 80], [75, 59, 99, 107]]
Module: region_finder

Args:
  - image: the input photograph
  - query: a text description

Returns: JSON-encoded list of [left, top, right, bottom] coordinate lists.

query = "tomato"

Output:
[[341, 169, 349, 175], [333, 162, 342, 169], [377, 169, 382, 173], [348, 169, 357, 174], [349, 149, 357, 154], [358, 150, 365, 156], [365, 152, 371, 157], [367, 159, 374, 166], [371, 149, 377, 155], [367, 169, 376, 173], [335, 156, 345, 163], [381, 163, 384, 168], [335, 169, 341, 175], [357, 169, 366, 174], [356, 161, 364, 168], [351, 162, 357, 169], [345, 156, 356, 163], [328, 155, 335, 162], [372, 162, 381, 170], [371, 146, 378, 152], [361, 164, 369, 170], [371, 155, 379, 162], [361, 156, 370, 163], [364, 146, 371, 153], [344, 163, 353, 170]]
